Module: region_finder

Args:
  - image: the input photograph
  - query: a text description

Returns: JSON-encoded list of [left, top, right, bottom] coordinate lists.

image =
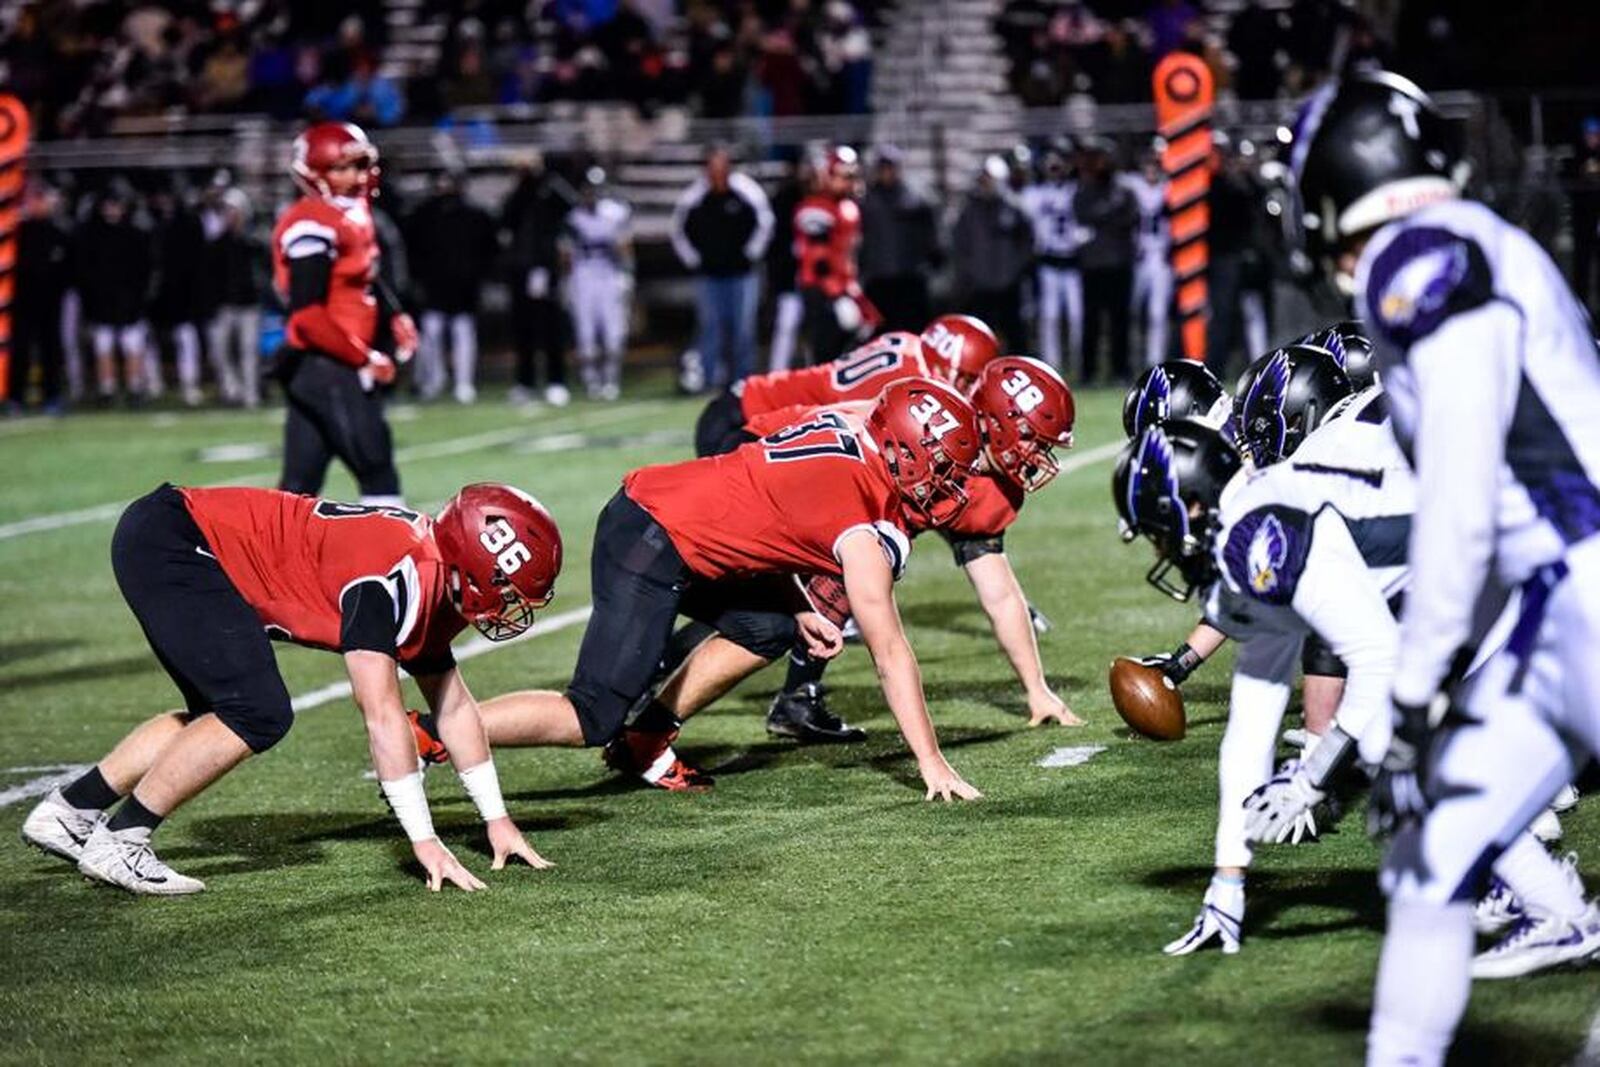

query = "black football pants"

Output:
[[279, 353, 401, 499]]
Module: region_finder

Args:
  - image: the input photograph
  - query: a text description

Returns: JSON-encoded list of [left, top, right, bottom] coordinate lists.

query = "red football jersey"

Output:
[[931, 472, 1027, 540], [794, 193, 860, 295], [624, 411, 910, 582], [272, 195, 380, 352], [736, 332, 929, 418], [179, 487, 463, 664]]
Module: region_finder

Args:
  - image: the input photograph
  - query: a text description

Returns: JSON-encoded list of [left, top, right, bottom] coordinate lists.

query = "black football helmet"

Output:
[[1233, 344, 1353, 467], [1294, 320, 1376, 390], [1285, 71, 1466, 279], [1122, 360, 1231, 438], [1112, 418, 1244, 601]]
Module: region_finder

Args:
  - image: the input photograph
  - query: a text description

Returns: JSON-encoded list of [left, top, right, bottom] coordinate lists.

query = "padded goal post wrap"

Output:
[[1152, 54, 1213, 363], [0, 96, 27, 402]]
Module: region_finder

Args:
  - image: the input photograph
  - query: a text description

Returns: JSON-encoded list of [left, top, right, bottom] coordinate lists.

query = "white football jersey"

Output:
[[1119, 172, 1168, 258], [1354, 197, 1600, 702], [1021, 181, 1082, 259], [565, 198, 631, 268]]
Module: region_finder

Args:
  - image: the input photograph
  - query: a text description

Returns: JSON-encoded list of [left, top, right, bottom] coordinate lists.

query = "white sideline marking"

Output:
[[1577, 1008, 1600, 1066], [0, 764, 93, 809], [0, 400, 664, 542], [288, 604, 595, 713], [1055, 439, 1125, 475], [1037, 745, 1106, 768]]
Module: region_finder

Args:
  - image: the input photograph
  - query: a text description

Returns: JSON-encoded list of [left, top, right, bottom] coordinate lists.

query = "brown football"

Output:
[[1108, 657, 1186, 740]]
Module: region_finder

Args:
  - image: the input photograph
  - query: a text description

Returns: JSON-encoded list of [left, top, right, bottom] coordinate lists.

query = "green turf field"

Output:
[[1, 384, 1596, 1065]]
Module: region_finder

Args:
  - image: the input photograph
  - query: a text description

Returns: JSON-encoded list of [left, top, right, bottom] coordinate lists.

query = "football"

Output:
[[1108, 657, 1186, 740]]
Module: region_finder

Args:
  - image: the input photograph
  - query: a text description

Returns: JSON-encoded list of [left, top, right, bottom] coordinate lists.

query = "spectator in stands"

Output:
[[194, 25, 251, 112], [75, 186, 152, 406], [1147, 0, 1201, 60], [148, 185, 210, 407], [671, 145, 774, 390], [305, 55, 404, 127], [1570, 117, 1600, 316], [204, 189, 265, 408], [765, 155, 812, 373], [1227, 1, 1287, 100], [1073, 140, 1138, 383], [1084, 20, 1152, 104], [406, 170, 500, 405], [442, 22, 498, 111], [819, 2, 873, 115], [8, 183, 72, 415], [859, 145, 939, 332], [952, 156, 1033, 349], [503, 150, 576, 408]]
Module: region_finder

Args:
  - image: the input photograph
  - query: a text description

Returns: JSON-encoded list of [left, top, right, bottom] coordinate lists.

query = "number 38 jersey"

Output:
[[623, 412, 911, 582], [735, 332, 930, 418], [177, 487, 464, 667]]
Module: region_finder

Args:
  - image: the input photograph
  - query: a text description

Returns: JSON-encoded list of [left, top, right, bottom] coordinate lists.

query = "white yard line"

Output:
[[0, 764, 93, 809], [0, 400, 667, 542]]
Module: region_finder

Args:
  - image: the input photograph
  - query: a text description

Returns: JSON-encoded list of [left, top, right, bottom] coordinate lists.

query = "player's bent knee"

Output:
[[213, 688, 294, 754], [717, 611, 797, 661]]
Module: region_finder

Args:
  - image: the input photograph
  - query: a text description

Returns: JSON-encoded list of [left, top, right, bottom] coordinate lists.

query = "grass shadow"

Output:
[[0, 654, 157, 693]]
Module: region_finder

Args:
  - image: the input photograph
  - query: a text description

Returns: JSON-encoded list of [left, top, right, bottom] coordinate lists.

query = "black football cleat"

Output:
[[766, 683, 866, 744]]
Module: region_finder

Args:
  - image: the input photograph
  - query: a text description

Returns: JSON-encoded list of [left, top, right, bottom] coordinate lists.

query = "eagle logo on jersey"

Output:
[[1378, 241, 1467, 328], [1246, 514, 1290, 595]]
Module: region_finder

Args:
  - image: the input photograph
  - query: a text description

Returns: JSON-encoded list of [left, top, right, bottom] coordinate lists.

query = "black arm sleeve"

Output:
[[339, 579, 400, 657], [944, 530, 1006, 567], [287, 254, 333, 312], [373, 273, 406, 319]]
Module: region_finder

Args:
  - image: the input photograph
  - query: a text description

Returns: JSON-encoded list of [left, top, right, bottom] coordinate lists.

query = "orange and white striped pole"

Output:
[[0, 96, 28, 402], [1152, 53, 1214, 363]]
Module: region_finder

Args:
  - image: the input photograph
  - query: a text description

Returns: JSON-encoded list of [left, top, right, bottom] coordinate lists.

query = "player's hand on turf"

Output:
[[391, 313, 419, 363], [1027, 689, 1084, 728], [413, 837, 487, 892], [487, 816, 554, 871], [1243, 760, 1323, 845], [1368, 699, 1432, 838], [920, 759, 982, 802], [1163, 876, 1244, 956], [796, 611, 845, 660]]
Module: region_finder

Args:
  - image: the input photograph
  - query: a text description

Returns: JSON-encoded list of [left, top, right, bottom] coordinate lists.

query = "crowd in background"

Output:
[[0, 0, 886, 137]]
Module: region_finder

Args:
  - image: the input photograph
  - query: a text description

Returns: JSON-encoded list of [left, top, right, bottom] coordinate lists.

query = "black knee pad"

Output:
[[213, 677, 294, 754], [1301, 633, 1348, 679], [715, 608, 798, 661]]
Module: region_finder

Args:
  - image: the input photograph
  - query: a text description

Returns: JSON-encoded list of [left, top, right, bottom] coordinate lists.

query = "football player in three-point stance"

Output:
[[471, 379, 986, 801], [1289, 70, 1600, 1064], [23, 483, 562, 895], [1113, 407, 1596, 974], [273, 121, 418, 506]]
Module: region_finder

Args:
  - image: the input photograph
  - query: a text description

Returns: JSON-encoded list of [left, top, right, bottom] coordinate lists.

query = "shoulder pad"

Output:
[[796, 205, 836, 236], [1363, 226, 1493, 348], [1218, 505, 1313, 606]]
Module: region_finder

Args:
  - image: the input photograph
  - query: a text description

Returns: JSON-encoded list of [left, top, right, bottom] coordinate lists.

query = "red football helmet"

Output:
[[867, 378, 983, 528], [920, 314, 1001, 394], [434, 483, 563, 641], [291, 122, 380, 200], [972, 356, 1076, 491], [820, 145, 861, 195]]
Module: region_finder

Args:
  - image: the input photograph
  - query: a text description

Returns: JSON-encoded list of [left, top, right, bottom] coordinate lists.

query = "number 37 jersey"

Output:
[[735, 332, 930, 418], [624, 412, 910, 582], [177, 487, 464, 664]]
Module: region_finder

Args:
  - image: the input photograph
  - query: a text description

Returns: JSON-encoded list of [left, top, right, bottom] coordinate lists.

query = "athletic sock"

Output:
[[782, 650, 828, 694], [1495, 833, 1587, 921], [61, 766, 121, 811], [1367, 899, 1473, 1067], [106, 795, 166, 834], [630, 700, 682, 737]]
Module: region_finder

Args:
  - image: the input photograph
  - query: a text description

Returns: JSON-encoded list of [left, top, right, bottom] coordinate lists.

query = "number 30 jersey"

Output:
[[623, 412, 911, 582], [177, 486, 464, 667], [735, 332, 931, 418]]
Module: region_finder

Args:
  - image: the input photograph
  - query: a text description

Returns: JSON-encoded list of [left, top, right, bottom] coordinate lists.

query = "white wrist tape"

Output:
[[458, 759, 508, 822], [380, 771, 435, 842]]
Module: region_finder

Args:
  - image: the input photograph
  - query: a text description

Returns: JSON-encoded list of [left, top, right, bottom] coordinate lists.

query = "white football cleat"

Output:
[[1552, 783, 1580, 814], [1164, 876, 1244, 956], [1474, 875, 1525, 935], [543, 383, 571, 408], [21, 789, 105, 863], [1472, 904, 1600, 979], [1530, 808, 1563, 844], [77, 824, 205, 896]]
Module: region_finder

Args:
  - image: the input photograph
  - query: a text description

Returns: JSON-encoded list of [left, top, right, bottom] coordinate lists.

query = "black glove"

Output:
[[1137, 642, 1203, 686], [1367, 698, 1433, 838]]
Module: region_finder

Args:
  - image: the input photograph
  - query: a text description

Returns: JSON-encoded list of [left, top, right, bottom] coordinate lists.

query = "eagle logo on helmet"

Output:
[[1246, 514, 1290, 594], [1240, 350, 1291, 464], [1133, 367, 1172, 434], [1127, 426, 1187, 544]]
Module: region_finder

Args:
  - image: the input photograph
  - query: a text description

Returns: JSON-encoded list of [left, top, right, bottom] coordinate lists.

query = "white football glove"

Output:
[[1243, 759, 1324, 845], [1163, 874, 1244, 956]]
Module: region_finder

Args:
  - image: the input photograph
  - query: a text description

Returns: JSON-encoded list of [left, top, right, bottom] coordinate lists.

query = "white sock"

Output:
[[1495, 833, 1586, 920], [1367, 899, 1473, 1067]]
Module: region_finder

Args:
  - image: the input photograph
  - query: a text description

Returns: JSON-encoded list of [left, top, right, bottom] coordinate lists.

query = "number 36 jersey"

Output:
[[735, 332, 931, 418], [178, 486, 464, 666], [624, 412, 911, 583]]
